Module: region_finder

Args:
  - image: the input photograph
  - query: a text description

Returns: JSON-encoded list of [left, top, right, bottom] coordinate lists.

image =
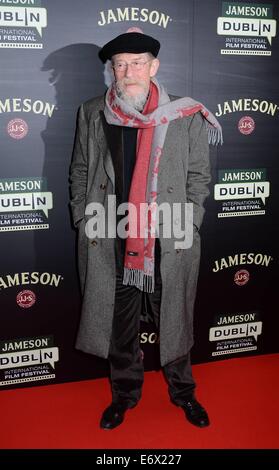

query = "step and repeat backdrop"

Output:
[[0, 0, 278, 389]]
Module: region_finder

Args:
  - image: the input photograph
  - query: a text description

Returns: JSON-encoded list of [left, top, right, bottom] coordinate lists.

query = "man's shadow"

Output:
[[33, 44, 108, 380], [36, 43, 105, 271]]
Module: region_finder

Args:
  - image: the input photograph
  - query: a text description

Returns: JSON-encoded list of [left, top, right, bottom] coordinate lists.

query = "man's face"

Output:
[[112, 52, 159, 99]]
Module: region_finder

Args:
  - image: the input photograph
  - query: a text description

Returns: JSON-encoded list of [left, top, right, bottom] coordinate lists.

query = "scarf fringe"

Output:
[[206, 123, 223, 146], [123, 267, 155, 293]]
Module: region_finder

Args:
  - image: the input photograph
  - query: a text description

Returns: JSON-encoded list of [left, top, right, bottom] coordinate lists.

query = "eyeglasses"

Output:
[[112, 59, 152, 72]]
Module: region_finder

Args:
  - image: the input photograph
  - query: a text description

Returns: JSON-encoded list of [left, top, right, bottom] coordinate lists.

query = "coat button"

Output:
[[100, 183, 106, 190], [91, 240, 98, 246], [167, 186, 174, 193]]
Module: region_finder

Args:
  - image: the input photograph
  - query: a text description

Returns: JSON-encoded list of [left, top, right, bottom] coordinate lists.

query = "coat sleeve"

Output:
[[69, 104, 88, 227], [186, 111, 211, 231]]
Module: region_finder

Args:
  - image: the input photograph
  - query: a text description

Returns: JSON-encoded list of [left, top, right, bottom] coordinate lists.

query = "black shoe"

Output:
[[100, 402, 135, 430], [180, 397, 210, 428]]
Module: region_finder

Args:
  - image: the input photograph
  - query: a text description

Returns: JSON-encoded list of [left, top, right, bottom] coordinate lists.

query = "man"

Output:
[[70, 30, 222, 430]]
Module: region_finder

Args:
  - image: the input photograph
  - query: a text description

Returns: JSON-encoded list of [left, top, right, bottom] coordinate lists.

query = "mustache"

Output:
[[117, 78, 147, 87]]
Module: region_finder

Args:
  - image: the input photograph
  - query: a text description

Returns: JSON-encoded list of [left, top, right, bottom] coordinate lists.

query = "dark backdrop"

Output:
[[0, 0, 278, 389]]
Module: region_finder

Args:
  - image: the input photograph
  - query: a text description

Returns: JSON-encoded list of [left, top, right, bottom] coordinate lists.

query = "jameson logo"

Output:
[[97, 7, 172, 28], [217, 2, 277, 56], [0, 335, 58, 386], [0, 271, 63, 289], [209, 311, 262, 357], [212, 253, 272, 273], [223, 3, 273, 16], [0, 98, 55, 117], [215, 98, 278, 117], [0, 177, 53, 232], [0, 336, 53, 353], [0, 0, 47, 49], [214, 168, 270, 218]]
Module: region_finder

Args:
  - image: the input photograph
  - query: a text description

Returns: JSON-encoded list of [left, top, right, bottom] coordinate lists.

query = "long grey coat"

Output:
[[70, 94, 210, 367]]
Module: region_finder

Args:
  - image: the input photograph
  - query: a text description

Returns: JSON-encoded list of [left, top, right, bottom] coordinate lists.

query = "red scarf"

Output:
[[124, 82, 158, 279]]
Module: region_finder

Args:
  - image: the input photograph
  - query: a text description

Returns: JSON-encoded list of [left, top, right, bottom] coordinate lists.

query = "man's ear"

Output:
[[150, 58, 160, 78]]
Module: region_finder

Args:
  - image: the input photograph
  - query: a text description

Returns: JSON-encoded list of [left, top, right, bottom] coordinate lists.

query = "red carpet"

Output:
[[0, 353, 278, 449]]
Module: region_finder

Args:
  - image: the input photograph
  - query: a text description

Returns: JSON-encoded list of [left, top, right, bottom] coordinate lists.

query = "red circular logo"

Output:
[[16, 290, 36, 308], [234, 270, 250, 286], [7, 118, 28, 139], [238, 116, 255, 135]]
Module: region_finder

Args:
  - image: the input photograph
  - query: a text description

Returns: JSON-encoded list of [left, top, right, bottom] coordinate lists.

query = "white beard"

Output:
[[115, 81, 149, 112]]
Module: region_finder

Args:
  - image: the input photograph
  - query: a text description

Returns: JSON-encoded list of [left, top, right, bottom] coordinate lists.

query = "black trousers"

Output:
[[109, 238, 196, 407]]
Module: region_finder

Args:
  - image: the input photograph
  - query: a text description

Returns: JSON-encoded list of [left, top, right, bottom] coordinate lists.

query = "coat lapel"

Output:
[[99, 111, 123, 198]]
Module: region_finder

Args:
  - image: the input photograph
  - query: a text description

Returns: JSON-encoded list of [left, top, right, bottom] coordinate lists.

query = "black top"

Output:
[[116, 126, 138, 261], [122, 126, 138, 203]]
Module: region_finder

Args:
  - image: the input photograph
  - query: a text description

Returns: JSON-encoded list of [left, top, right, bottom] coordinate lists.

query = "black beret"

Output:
[[98, 32, 160, 63]]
